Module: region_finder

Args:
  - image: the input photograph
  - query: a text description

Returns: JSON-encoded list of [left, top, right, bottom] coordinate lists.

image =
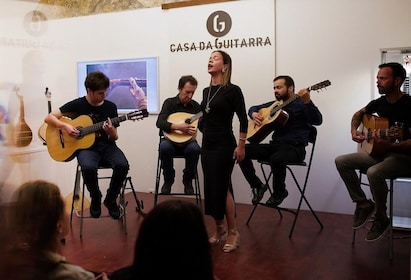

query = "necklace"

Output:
[[205, 85, 222, 113]]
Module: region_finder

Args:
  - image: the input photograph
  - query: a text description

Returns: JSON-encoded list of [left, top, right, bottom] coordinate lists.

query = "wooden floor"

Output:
[[63, 192, 410, 280]]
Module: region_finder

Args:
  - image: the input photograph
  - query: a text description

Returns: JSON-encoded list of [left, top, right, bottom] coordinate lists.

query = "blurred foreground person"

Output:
[[0, 180, 108, 280]]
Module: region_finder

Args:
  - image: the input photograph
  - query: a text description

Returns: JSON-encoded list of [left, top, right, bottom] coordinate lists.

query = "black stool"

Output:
[[70, 162, 145, 238], [154, 139, 202, 208], [246, 126, 323, 237], [352, 171, 411, 260]]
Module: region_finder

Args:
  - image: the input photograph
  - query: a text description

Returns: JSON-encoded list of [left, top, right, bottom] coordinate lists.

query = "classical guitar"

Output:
[[13, 86, 33, 147], [246, 80, 331, 144], [46, 109, 149, 162], [163, 111, 203, 145], [38, 87, 51, 144], [359, 114, 403, 156]]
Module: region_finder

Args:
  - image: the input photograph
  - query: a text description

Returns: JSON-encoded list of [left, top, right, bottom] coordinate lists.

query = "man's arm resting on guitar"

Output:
[[251, 112, 263, 126], [45, 109, 79, 137], [247, 101, 274, 119], [248, 101, 274, 127], [351, 107, 366, 143]]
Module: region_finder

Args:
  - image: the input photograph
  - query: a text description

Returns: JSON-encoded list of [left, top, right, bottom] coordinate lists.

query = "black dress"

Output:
[[200, 84, 248, 220]]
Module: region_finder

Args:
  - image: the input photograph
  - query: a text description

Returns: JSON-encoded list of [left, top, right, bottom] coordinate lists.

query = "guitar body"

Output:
[[360, 114, 389, 156], [14, 87, 32, 147], [163, 112, 201, 145], [246, 101, 289, 144], [46, 109, 148, 162], [246, 80, 331, 144], [14, 121, 33, 147], [46, 115, 96, 162], [38, 123, 47, 143]]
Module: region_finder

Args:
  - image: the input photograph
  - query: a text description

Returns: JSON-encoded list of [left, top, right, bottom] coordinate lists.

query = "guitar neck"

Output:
[[78, 115, 127, 137], [269, 95, 299, 117], [268, 80, 330, 117], [187, 112, 203, 124]]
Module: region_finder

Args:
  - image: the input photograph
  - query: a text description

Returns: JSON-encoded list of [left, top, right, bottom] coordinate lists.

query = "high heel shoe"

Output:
[[223, 229, 240, 253], [209, 224, 227, 245]]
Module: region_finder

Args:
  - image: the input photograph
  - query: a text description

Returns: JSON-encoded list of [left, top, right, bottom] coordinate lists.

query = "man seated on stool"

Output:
[[335, 62, 411, 242], [239, 75, 323, 206], [45, 71, 129, 219], [156, 75, 202, 195]]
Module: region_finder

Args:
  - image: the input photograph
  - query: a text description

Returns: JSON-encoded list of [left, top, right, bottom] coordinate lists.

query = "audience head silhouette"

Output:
[[0, 180, 98, 280], [131, 199, 214, 280]]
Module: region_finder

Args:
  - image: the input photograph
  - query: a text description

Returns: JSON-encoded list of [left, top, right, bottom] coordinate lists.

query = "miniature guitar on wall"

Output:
[[246, 80, 331, 144], [38, 87, 51, 144], [13, 86, 33, 147], [46, 109, 149, 162]]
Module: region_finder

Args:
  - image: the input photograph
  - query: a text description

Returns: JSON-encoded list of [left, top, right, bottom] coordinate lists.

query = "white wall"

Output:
[[1, 0, 410, 215]]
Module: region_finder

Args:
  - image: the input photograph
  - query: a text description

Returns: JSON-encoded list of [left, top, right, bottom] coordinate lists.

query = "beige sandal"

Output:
[[223, 229, 240, 253], [209, 224, 227, 245]]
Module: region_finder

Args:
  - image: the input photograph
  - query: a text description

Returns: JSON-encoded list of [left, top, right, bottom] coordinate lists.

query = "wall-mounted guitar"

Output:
[[246, 80, 331, 144], [13, 86, 33, 147], [38, 87, 51, 144]]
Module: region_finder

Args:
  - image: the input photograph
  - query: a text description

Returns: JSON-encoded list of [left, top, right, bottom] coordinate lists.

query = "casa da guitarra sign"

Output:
[[170, 10, 272, 53]]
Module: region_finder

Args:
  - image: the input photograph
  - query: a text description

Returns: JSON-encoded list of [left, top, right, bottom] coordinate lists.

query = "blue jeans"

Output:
[[335, 152, 411, 219], [77, 142, 129, 202], [159, 138, 201, 183]]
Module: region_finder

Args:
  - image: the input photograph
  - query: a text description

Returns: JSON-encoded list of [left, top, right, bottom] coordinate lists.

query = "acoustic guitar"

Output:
[[163, 111, 203, 145], [46, 109, 148, 162], [38, 87, 51, 144], [13, 86, 33, 147], [246, 80, 331, 144], [359, 114, 403, 156]]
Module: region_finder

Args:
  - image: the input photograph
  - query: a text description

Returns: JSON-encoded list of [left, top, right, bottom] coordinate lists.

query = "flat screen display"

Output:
[[77, 57, 159, 114]]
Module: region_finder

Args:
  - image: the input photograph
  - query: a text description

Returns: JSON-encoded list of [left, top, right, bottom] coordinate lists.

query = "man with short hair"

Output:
[[156, 75, 202, 194], [239, 75, 323, 207], [46, 71, 129, 220], [335, 62, 411, 242]]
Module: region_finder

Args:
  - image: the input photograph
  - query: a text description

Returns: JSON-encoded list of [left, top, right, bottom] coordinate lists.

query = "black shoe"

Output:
[[161, 181, 173, 194], [183, 179, 194, 195], [90, 196, 101, 218], [104, 199, 120, 220], [252, 184, 268, 205], [266, 190, 288, 207], [366, 216, 390, 242], [352, 200, 375, 229]]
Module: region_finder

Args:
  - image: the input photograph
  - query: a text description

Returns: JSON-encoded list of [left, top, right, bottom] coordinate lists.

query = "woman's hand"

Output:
[[233, 146, 245, 163]]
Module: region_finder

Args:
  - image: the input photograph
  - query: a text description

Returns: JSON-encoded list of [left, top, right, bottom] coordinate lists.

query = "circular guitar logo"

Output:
[[206, 11, 232, 37], [24, 10, 48, 36]]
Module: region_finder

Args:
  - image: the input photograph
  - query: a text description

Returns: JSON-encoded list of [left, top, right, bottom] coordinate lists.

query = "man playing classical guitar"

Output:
[[45, 71, 129, 220], [335, 62, 411, 242], [239, 75, 323, 207], [156, 75, 201, 195]]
